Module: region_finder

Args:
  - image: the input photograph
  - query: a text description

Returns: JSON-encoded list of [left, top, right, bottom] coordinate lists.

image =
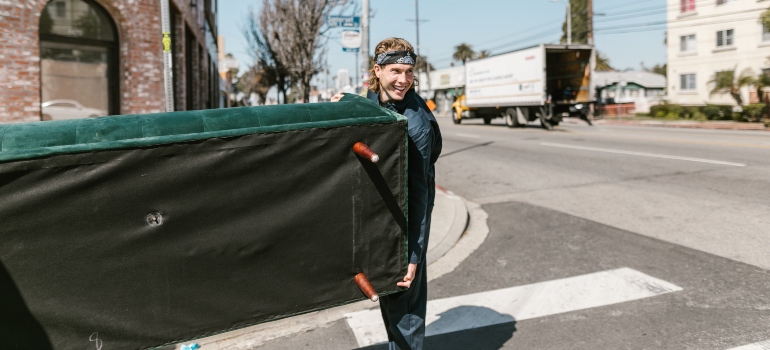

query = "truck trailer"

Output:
[[452, 44, 595, 129]]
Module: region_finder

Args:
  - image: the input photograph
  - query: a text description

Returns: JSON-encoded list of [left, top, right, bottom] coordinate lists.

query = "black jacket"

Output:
[[367, 89, 442, 264]]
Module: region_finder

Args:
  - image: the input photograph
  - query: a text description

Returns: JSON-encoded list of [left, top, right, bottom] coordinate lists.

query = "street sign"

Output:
[[327, 15, 360, 27], [341, 30, 361, 50], [343, 47, 360, 53]]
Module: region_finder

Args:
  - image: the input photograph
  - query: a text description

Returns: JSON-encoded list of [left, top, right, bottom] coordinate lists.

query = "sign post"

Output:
[[341, 30, 362, 92], [160, 0, 174, 112], [327, 16, 361, 92]]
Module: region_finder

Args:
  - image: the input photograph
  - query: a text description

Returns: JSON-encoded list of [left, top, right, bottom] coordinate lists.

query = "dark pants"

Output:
[[380, 183, 434, 350], [379, 260, 428, 350]]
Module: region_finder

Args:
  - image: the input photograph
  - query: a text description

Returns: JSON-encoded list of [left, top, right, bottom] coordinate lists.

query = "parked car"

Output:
[[41, 99, 108, 120]]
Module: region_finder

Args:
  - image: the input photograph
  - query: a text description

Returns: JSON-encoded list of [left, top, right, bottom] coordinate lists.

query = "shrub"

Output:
[[738, 103, 766, 122], [700, 105, 724, 120], [649, 104, 665, 118], [648, 103, 764, 122]]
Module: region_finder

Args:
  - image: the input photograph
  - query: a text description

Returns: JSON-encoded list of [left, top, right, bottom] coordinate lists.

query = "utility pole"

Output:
[[567, 0, 571, 45], [406, 0, 429, 55], [415, 0, 420, 58], [361, 0, 369, 91], [407, 0, 428, 92], [587, 0, 593, 45]]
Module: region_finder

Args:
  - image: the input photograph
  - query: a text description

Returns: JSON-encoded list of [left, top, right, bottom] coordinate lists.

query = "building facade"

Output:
[[418, 66, 466, 116], [667, 0, 770, 106], [0, 0, 221, 123], [595, 71, 666, 113]]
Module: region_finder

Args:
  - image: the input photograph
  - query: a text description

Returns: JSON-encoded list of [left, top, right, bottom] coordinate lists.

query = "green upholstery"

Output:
[[0, 94, 404, 162]]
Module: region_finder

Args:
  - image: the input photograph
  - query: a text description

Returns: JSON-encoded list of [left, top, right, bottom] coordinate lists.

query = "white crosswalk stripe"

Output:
[[728, 340, 770, 350], [345, 267, 682, 347]]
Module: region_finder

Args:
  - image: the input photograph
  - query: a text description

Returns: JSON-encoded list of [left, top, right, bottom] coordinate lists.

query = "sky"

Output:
[[218, 0, 667, 89]]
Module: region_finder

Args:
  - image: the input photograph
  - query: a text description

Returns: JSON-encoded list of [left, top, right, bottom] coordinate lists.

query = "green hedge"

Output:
[[648, 103, 767, 122]]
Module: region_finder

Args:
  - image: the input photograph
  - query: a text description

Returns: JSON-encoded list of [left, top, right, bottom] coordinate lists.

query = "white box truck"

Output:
[[452, 44, 595, 129]]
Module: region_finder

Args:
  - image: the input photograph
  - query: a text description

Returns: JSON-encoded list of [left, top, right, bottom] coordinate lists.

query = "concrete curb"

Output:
[[593, 119, 768, 131], [427, 186, 469, 266], [183, 187, 478, 350]]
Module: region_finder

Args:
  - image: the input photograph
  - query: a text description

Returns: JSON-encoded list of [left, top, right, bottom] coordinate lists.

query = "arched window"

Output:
[[39, 0, 118, 120]]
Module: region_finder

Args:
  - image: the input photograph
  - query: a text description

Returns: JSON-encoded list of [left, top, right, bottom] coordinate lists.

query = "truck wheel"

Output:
[[483, 117, 492, 125], [505, 108, 519, 128], [504, 113, 514, 128], [452, 109, 462, 124]]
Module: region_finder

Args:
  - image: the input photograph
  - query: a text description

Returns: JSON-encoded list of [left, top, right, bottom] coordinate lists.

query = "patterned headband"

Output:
[[375, 50, 416, 66]]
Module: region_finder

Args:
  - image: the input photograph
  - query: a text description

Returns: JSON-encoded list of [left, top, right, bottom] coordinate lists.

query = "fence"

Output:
[[597, 103, 636, 117]]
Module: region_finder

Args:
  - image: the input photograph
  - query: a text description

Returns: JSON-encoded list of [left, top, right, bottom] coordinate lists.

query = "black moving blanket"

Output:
[[0, 95, 408, 349]]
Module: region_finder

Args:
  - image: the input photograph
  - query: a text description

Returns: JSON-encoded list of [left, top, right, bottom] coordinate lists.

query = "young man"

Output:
[[335, 37, 442, 350]]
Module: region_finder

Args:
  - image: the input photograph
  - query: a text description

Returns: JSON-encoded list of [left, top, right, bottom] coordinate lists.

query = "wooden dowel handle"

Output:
[[352, 142, 379, 163], [354, 273, 379, 302]]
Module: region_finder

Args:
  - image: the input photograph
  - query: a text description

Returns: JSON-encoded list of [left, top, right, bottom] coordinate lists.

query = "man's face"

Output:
[[374, 63, 414, 101]]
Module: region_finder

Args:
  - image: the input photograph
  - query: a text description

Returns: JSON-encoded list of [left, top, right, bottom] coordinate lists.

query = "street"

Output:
[[238, 118, 770, 350]]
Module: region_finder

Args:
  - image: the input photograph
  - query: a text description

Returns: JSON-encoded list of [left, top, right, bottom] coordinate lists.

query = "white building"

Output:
[[336, 69, 350, 91], [595, 71, 666, 113], [667, 0, 770, 106], [418, 66, 466, 115]]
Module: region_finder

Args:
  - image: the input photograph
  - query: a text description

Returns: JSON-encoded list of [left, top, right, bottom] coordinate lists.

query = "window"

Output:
[[54, 1, 66, 17], [763, 24, 770, 42], [680, 34, 696, 52], [39, 0, 118, 121], [716, 29, 734, 47], [680, 74, 696, 90], [681, 0, 695, 12]]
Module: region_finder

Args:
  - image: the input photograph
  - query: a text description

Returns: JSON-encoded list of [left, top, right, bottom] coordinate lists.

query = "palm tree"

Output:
[[708, 68, 755, 106], [453, 43, 475, 65], [596, 51, 613, 71], [477, 50, 491, 59], [416, 54, 434, 73], [756, 71, 770, 103]]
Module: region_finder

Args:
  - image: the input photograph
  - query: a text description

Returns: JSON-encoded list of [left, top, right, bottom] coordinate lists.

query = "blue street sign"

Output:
[[343, 47, 360, 53], [327, 15, 360, 28]]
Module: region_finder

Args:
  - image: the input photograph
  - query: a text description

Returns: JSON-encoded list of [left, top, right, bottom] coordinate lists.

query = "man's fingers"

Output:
[[396, 264, 417, 288], [330, 92, 345, 102]]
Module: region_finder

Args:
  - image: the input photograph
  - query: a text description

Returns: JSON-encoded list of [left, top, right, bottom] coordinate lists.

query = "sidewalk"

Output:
[[592, 118, 768, 131], [183, 186, 471, 350]]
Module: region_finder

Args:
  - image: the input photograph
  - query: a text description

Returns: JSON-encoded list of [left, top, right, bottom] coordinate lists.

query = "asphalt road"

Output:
[[252, 117, 770, 350]]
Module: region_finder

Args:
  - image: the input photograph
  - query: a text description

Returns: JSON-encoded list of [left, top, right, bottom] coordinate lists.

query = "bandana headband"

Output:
[[375, 50, 416, 66]]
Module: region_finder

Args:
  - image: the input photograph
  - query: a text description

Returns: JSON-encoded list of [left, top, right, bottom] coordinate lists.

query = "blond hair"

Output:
[[368, 37, 419, 93]]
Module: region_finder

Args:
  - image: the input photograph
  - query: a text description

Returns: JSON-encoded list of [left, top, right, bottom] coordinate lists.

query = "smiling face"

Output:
[[374, 63, 414, 102]]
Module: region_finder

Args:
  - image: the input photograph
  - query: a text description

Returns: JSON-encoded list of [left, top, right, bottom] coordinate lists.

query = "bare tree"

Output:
[[244, 4, 290, 103], [236, 65, 275, 105], [251, 0, 351, 103]]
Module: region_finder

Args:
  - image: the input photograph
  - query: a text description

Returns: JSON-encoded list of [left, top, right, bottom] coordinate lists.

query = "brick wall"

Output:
[[0, 0, 209, 123]]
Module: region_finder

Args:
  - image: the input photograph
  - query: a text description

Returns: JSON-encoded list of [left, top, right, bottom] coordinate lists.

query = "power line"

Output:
[[595, 20, 667, 31], [598, 5, 663, 17], [429, 1, 767, 68], [596, 0, 652, 12], [597, 26, 667, 35], [429, 25, 562, 63], [595, 9, 667, 24]]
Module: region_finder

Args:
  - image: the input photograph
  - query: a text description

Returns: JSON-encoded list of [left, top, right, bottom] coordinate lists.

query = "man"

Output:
[[334, 37, 442, 350]]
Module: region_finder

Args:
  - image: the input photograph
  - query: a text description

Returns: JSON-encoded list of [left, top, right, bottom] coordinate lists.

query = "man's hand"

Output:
[[397, 263, 418, 288], [330, 92, 345, 102]]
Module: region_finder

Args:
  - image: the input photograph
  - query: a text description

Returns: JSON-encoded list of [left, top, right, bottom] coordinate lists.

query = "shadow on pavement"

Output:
[[357, 306, 517, 350]]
